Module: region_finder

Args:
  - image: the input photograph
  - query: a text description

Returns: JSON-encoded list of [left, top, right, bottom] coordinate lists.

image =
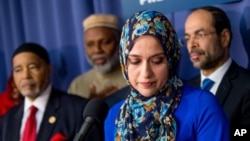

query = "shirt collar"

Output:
[[201, 58, 232, 82], [24, 84, 52, 113]]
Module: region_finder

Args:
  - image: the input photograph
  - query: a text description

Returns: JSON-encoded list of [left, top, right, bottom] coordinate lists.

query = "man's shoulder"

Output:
[[68, 69, 95, 91], [185, 75, 200, 87], [1, 101, 22, 120], [188, 75, 200, 82], [52, 88, 88, 105], [236, 65, 250, 76], [227, 61, 250, 80], [71, 69, 96, 83]]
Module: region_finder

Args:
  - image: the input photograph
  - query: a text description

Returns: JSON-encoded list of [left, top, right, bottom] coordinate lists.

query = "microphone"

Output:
[[73, 98, 109, 141]]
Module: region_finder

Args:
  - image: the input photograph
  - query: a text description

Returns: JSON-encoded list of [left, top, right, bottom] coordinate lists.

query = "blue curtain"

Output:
[[0, 0, 123, 92], [1, 0, 249, 92]]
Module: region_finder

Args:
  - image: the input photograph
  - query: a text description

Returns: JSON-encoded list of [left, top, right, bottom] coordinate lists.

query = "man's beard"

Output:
[[86, 48, 119, 74], [19, 77, 49, 99], [19, 79, 40, 99]]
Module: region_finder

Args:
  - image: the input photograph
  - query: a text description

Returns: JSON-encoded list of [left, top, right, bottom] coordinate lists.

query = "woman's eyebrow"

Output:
[[128, 52, 165, 58]]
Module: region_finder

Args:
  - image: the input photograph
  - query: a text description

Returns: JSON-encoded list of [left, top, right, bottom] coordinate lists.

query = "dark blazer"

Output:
[[0, 88, 104, 141], [104, 86, 130, 108], [188, 61, 250, 129]]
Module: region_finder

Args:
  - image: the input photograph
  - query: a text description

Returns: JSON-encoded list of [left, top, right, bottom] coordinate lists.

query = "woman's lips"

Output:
[[139, 82, 155, 88]]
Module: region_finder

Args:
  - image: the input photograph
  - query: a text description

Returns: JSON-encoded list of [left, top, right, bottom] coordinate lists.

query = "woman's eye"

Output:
[[152, 60, 162, 64], [152, 57, 165, 64], [128, 58, 140, 65]]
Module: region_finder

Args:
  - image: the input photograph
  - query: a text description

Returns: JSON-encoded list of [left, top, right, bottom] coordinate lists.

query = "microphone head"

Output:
[[83, 98, 109, 124]]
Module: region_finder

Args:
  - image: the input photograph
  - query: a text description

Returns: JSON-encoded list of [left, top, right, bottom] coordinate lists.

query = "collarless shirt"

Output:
[[201, 58, 232, 95], [20, 84, 52, 138]]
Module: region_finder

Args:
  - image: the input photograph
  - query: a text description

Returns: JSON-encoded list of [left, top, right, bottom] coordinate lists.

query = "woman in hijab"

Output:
[[105, 10, 229, 141]]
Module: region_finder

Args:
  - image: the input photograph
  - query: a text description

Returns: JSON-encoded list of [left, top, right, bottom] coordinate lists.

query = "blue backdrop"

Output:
[[0, 0, 249, 92]]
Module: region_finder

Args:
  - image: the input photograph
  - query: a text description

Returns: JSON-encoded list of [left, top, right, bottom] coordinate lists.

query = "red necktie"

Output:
[[22, 105, 38, 141]]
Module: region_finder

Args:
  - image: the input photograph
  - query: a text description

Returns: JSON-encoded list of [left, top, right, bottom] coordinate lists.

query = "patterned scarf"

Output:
[[115, 10, 183, 141]]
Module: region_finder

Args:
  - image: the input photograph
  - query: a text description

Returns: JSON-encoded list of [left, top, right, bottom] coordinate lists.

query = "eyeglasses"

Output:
[[179, 32, 216, 46]]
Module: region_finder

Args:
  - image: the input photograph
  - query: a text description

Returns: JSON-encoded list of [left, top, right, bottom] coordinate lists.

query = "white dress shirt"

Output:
[[20, 84, 52, 139], [201, 58, 232, 95]]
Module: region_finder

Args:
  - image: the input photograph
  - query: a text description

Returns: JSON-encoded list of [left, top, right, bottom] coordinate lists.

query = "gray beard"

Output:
[[86, 48, 119, 74]]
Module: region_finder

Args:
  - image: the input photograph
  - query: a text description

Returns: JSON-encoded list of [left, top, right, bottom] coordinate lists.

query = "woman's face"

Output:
[[127, 35, 169, 97]]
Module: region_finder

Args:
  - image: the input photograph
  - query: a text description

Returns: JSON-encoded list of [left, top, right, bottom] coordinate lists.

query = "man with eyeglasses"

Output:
[[184, 6, 250, 137]]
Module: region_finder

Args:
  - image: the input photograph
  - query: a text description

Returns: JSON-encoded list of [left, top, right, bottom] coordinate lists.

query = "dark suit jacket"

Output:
[[0, 88, 104, 141], [104, 86, 130, 108], [188, 61, 250, 129]]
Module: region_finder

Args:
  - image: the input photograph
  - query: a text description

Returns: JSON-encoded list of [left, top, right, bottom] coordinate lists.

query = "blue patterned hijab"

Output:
[[115, 10, 183, 140]]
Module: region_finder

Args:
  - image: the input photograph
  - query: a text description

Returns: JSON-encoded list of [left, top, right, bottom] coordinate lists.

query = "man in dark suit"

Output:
[[184, 6, 250, 133], [0, 43, 105, 141]]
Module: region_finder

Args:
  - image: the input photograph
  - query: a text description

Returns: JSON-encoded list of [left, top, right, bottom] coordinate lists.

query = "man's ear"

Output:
[[48, 64, 53, 76], [220, 28, 230, 48]]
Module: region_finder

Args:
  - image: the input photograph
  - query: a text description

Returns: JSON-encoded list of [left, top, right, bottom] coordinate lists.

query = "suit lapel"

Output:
[[215, 61, 238, 105], [215, 78, 231, 105], [37, 88, 60, 141], [10, 104, 24, 141]]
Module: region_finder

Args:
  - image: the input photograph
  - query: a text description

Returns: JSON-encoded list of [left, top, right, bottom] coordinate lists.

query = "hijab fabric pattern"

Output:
[[115, 10, 183, 140]]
